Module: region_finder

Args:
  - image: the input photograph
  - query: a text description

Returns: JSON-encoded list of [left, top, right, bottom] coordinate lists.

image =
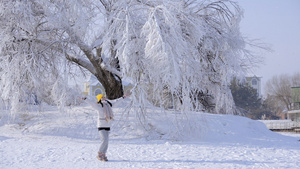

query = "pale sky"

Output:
[[237, 0, 300, 95]]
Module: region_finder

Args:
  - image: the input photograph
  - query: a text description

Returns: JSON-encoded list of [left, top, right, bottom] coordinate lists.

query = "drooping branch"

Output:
[[34, 25, 124, 99], [65, 54, 96, 74]]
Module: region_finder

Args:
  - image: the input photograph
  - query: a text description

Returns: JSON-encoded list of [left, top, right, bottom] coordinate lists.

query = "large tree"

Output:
[[0, 0, 259, 114]]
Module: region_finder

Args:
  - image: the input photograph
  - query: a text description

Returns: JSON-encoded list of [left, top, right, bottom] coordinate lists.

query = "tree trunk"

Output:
[[93, 45, 123, 100], [95, 69, 123, 100]]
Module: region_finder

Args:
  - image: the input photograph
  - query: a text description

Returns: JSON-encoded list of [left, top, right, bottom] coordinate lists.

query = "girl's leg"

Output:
[[98, 130, 109, 161], [99, 130, 109, 153]]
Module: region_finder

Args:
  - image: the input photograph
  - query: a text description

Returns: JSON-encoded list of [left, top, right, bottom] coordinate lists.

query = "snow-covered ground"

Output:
[[1, 102, 300, 169]]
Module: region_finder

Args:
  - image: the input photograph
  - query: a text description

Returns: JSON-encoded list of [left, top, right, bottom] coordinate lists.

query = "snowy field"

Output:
[[1, 102, 300, 169]]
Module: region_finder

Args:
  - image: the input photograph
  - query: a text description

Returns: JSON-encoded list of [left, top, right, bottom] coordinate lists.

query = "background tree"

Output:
[[0, 0, 261, 118], [230, 78, 262, 118], [262, 95, 285, 119], [265, 73, 300, 112]]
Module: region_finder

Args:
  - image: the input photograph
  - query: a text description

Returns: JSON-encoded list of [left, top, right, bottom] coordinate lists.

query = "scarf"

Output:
[[103, 102, 114, 122]]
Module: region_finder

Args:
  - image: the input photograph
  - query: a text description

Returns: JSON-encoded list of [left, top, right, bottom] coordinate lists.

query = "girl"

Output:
[[82, 94, 126, 161]]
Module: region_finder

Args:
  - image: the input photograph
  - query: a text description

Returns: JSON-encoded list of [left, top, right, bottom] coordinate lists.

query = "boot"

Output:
[[103, 154, 108, 161], [97, 152, 108, 161]]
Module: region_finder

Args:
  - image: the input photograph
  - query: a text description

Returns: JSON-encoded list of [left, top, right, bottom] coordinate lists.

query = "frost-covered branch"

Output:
[[66, 54, 96, 74]]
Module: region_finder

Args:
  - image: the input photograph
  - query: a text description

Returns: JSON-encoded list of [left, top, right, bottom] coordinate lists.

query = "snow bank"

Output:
[[140, 109, 298, 148], [1, 102, 298, 148], [200, 113, 293, 146]]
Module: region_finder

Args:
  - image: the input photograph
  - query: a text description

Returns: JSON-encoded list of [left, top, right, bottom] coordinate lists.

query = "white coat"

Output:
[[85, 97, 124, 128]]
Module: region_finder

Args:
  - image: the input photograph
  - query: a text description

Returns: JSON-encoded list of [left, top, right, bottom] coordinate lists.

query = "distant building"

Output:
[[291, 87, 300, 110], [83, 75, 133, 97], [287, 110, 300, 123], [287, 86, 300, 123], [245, 75, 262, 98]]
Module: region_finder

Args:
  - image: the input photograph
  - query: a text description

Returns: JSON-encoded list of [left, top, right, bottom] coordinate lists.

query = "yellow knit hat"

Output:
[[96, 94, 103, 101]]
